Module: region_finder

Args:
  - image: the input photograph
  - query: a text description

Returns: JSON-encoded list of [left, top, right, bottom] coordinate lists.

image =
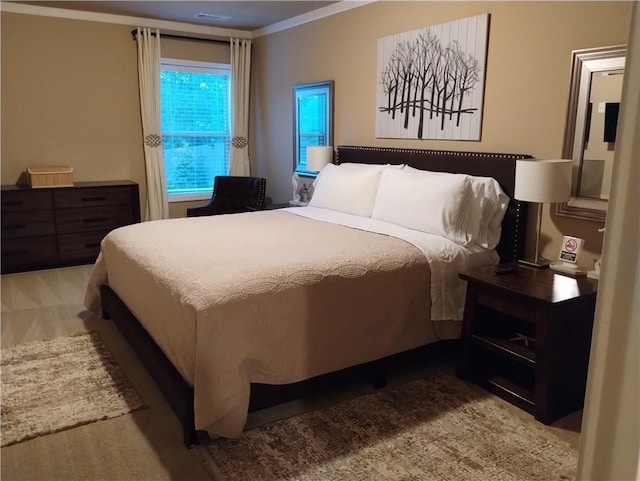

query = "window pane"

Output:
[[163, 135, 230, 193], [160, 66, 230, 197]]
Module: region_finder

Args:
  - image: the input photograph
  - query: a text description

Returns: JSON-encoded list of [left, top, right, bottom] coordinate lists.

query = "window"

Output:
[[160, 58, 231, 201]]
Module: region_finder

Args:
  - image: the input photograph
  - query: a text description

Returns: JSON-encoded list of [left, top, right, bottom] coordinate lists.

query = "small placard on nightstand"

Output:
[[550, 262, 587, 276]]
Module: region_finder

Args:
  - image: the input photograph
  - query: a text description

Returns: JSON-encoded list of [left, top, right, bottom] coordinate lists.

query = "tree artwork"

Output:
[[376, 14, 489, 141]]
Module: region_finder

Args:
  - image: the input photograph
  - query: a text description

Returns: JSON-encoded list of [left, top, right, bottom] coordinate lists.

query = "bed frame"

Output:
[[101, 146, 532, 447]]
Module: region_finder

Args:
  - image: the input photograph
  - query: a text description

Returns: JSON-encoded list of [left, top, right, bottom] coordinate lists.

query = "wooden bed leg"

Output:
[[373, 371, 387, 389], [371, 369, 387, 389], [184, 428, 198, 448]]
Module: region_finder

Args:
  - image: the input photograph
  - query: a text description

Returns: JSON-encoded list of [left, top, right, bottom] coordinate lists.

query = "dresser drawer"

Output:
[[2, 189, 53, 212], [1, 210, 56, 238], [55, 205, 135, 234], [53, 186, 134, 209], [1, 236, 58, 272], [57, 230, 109, 261]]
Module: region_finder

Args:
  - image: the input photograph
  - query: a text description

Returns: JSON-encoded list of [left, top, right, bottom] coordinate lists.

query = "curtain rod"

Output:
[[130, 29, 230, 46]]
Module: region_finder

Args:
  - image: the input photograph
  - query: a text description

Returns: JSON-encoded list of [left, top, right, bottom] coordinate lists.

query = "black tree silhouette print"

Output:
[[379, 30, 481, 139]]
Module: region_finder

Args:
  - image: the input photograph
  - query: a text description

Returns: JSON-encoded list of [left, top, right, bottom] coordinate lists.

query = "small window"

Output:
[[160, 58, 231, 202]]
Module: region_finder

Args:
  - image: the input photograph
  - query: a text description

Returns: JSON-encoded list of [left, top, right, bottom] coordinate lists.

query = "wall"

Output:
[[1, 13, 146, 209], [1, 2, 633, 267], [251, 1, 632, 268]]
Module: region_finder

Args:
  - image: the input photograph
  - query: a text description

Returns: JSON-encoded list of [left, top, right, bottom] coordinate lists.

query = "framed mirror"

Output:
[[293, 80, 334, 176], [557, 45, 626, 222]]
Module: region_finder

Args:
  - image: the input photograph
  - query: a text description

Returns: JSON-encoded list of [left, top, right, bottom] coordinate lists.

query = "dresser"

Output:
[[1, 181, 140, 274]]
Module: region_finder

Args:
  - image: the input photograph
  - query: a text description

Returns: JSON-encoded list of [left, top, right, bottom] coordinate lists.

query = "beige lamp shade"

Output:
[[514, 159, 573, 203], [306, 146, 333, 171]]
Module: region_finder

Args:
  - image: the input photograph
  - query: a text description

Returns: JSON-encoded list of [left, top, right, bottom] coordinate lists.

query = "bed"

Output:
[[85, 145, 531, 446]]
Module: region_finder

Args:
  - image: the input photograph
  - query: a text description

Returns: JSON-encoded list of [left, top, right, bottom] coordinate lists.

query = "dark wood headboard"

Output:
[[335, 145, 532, 262]]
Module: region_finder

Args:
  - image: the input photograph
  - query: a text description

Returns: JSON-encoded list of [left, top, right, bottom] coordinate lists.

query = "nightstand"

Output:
[[457, 264, 598, 424]]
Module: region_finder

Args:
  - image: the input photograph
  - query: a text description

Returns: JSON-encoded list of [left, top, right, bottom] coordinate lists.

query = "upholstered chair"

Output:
[[186, 176, 267, 217]]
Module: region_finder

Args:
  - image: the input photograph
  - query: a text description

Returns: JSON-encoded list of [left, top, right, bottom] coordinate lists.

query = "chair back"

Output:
[[211, 176, 267, 211]]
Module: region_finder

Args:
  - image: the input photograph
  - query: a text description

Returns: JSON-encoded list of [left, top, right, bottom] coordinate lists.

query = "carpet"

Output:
[[1, 332, 144, 447], [196, 374, 577, 481]]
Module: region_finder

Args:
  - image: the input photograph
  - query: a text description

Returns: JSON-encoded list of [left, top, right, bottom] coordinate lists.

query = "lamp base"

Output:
[[517, 257, 550, 268]]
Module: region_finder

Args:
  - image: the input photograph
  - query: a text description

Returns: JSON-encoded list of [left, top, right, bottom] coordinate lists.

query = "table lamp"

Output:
[[514, 159, 572, 267], [306, 146, 333, 172]]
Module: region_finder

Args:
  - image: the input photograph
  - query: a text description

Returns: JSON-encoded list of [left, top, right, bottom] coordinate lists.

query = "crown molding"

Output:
[[253, 0, 377, 38], [0, 1, 252, 40]]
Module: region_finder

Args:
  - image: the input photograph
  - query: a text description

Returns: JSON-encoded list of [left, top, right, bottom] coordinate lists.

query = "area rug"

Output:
[[196, 374, 577, 481], [1, 332, 144, 447]]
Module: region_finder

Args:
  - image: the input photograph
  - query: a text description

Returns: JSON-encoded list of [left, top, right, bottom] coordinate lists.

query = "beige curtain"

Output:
[[576, 3, 639, 479], [228, 38, 252, 176], [135, 27, 169, 221]]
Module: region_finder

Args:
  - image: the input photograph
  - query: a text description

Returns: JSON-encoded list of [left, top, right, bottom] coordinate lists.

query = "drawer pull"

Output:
[[4, 249, 28, 256], [2, 223, 26, 230], [3, 201, 23, 207], [84, 242, 101, 248], [81, 196, 107, 202], [83, 217, 109, 224]]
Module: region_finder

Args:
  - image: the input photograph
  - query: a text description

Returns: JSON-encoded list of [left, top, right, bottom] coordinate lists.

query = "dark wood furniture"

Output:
[[457, 264, 598, 424], [1, 181, 140, 274], [101, 146, 532, 447], [186, 176, 266, 217]]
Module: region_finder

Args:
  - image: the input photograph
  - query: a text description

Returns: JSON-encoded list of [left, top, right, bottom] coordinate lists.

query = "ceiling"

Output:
[[9, 1, 340, 31]]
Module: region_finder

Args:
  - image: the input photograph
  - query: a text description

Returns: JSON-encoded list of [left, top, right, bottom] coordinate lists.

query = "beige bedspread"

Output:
[[86, 210, 443, 438]]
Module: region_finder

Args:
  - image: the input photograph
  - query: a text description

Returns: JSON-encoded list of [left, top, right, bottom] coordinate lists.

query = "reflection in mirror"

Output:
[[579, 66, 623, 199], [293, 81, 334, 176], [557, 45, 626, 222]]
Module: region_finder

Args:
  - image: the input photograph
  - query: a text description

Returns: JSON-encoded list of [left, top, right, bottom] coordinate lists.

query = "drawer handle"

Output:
[[3, 201, 23, 207], [83, 217, 109, 224], [84, 242, 101, 248], [4, 249, 28, 256], [2, 223, 26, 230], [81, 196, 107, 202]]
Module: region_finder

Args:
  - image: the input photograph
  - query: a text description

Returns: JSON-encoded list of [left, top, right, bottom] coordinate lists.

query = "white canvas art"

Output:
[[376, 14, 489, 141]]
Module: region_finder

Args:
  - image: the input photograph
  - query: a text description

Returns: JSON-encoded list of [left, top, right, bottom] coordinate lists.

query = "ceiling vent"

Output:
[[194, 13, 231, 21]]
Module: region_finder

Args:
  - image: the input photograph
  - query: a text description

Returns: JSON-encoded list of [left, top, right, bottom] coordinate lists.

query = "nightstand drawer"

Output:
[[1, 210, 55, 238], [476, 288, 534, 323], [55, 205, 135, 233], [53, 186, 133, 208]]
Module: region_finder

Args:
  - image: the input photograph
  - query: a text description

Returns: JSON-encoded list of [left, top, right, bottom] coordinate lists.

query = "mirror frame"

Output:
[[293, 80, 334, 176], [556, 45, 626, 222]]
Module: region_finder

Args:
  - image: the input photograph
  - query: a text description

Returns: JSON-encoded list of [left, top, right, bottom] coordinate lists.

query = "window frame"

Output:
[[160, 57, 231, 203], [293, 80, 334, 177]]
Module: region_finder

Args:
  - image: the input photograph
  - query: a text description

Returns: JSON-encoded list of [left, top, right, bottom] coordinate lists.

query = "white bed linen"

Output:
[[85, 208, 497, 439], [286, 206, 498, 321]]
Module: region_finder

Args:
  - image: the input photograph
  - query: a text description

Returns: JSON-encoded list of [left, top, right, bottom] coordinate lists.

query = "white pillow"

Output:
[[468, 177, 509, 249], [403, 166, 508, 249], [308, 163, 382, 217], [371, 167, 476, 245]]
